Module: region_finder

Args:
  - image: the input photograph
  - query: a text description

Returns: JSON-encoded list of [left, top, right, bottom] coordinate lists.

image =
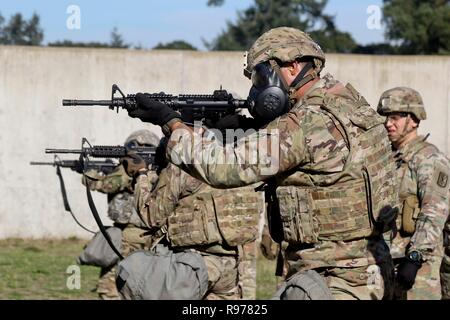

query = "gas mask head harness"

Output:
[[247, 58, 316, 124]]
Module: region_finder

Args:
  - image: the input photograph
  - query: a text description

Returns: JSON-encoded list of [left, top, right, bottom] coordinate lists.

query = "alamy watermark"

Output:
[[66, 265, 81, 290], [366, 5, 382, 30], [66, 5, 81, 30], [168, 122, 280, 177]]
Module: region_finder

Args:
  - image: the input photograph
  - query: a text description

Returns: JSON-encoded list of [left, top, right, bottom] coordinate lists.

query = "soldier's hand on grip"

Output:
[[73, 160, 85, 174], [128, 93, 181, 126], [121, 152, 147, 178]]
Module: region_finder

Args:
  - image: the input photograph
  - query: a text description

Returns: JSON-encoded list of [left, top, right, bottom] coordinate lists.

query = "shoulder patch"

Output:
[[437, 171, 448, 188]]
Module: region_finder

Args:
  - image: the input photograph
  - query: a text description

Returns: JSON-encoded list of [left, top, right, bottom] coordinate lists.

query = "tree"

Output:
[[110, 27, 129, 48], [153, 40, 197, 50], [205, 0, 357, 53], [47, 40, 112, 48], [207, 0, 225, 5], [0, 12, 43, 45], [49, 27, 130, 49], [383, 0, 450, 54]]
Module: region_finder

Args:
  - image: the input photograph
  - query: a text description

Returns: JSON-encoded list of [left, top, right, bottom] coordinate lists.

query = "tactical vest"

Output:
[[275, 85, 399, 244], [167, 185, 264, 248]]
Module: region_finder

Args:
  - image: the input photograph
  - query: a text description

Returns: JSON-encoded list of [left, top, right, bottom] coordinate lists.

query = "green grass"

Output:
[[0, 238, 279, 300], [0, 238, 99, 300], [255, 255, 280, 300]]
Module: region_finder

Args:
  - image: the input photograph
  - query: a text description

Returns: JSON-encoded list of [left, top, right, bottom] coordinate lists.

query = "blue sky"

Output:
[[0, 0, 385, 50]]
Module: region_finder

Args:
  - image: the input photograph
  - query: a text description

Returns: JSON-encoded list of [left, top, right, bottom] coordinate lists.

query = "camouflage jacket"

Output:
[[135, 163, 264, 255], [391, 135, 450, 259], [166, 73, 396, 270], [83, 164, 156, 227], [134, 163, 203, 230], [83, 164, 133, 194]]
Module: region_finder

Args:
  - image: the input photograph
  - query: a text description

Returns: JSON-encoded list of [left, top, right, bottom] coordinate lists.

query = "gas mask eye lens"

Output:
[[251, 62, 272, 88], [125, 140, 138, 149]]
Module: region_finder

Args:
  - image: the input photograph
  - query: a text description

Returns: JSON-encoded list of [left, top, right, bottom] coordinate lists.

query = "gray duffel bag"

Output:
[[272, 269, 334, 300], [116, 244, 209, 300], [77, 226, 122, 268]]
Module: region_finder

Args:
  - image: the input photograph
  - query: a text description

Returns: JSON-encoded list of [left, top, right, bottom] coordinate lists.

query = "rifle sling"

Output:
[[84, 178, 124, 260], [55, 165, 95, 234]]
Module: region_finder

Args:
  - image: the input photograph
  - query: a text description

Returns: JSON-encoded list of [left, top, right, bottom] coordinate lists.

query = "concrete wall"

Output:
[[0, 45, 449, 239]]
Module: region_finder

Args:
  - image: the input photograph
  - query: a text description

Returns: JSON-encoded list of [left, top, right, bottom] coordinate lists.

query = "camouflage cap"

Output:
[[244, 27, 325, 78], [125, 129, 160, 147], [377, 87, 427, 121]]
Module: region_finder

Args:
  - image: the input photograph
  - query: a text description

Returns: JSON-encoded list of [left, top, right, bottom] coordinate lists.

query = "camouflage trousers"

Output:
[[239, 242, 257, 300], [97, 265, 120, 300], [202, 253, 241, 300], [394, 256, 442, 300], [97, 225, 150, 300], [318, 265, 388, 300], [440, 248, 450, 300], [284, 238, 394, 300]]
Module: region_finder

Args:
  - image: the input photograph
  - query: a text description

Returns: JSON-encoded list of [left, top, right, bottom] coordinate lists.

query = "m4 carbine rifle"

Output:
[[62, 84, 249, 124], [30, 158, 118, 175], [45, 138, 157, 169]]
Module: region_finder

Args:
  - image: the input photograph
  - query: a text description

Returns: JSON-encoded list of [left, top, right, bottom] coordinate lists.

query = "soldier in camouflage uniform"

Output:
[[133, 145, 265, 300], [83, 129, 160, 299], [126, 27, 400, 300], [377, 87, 450, 300]]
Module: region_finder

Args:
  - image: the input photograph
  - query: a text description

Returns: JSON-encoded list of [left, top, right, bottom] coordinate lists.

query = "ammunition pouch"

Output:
[[168, 188, 262, 248], [401, 195, 420, 235], [277, 181, 376, 244]]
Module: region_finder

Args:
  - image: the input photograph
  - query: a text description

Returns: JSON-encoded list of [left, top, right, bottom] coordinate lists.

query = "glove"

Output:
[[72, 160, 84, 174], [396, 259, 421, 290], [259, 233, 278, 261], [120, 152, 147, 178], [128, 93, 181, 126]]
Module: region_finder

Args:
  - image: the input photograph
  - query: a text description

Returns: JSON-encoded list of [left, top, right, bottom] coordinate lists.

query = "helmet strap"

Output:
[[269, 59, 290, 90], [397, 115, 416, 142], [269, 59, 318, 103], [290, 61, 315, 91]]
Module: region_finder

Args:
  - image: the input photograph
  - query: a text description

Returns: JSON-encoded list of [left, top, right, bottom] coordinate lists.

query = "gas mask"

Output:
[[247, 62, 289, 124]]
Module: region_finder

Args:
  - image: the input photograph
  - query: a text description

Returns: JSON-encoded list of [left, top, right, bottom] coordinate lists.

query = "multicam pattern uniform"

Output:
[[83, 165, 157, 299], [134, 163, 265, 300], [389, 136, 450, 299], [167, 74, 399, 300]]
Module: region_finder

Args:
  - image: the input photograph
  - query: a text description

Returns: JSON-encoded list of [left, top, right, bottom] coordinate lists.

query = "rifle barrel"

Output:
[[62, 99, 113, 106], [45, 148, 82, 154], [30, 161, 54, 166]]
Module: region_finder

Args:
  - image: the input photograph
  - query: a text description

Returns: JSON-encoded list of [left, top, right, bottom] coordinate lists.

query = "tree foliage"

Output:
[[205, 0, 357, 53], [383, 0, 450, 54], [0, 12, 43, 45], [110, 27, 129, 48], [48, 27, 130, 49], [207, 0, 225, 6], [153, 40, 197, 50]]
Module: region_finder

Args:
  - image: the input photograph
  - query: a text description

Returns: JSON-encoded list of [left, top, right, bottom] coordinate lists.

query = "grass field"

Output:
[[0, 238, 278, 300]]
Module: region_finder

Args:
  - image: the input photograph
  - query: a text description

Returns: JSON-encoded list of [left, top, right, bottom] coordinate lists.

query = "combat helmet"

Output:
[[377, 87, 427, 121], [244, 26, 325, 78], [124, 129, 160, 147]]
